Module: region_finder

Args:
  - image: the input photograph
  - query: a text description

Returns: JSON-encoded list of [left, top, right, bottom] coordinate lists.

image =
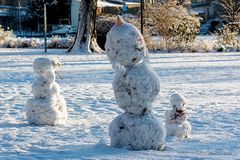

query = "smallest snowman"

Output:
[[165, 93, 191, 138]]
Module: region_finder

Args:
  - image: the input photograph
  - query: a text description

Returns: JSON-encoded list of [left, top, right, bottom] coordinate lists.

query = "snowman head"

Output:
[[33, 58, 61, 76], [170, 93, 187, 113], [105, 16, 148, 68]]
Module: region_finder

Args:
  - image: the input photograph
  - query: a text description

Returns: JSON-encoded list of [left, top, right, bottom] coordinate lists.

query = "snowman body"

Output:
[[113, 62, 160, 115], [106, 16, 166, 150], [109, 112, 166, 150], [165, 93, 191, 138], [26, 58, 67, 125]]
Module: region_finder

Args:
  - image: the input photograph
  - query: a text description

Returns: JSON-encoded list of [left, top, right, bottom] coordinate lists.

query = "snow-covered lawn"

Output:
[[0, 48, 239, 159]]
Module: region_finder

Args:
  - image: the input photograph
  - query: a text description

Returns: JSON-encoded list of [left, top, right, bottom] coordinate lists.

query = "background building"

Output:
[[0, 0, 29, 30], [0, 0, 71, 35], [71, 0, 80, 27], [0, 0, 31, 6], [191, 0, 216, 21]]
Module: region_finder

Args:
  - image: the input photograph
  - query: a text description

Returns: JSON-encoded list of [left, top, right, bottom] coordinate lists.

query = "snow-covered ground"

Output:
[[0, 48, 239, 159]]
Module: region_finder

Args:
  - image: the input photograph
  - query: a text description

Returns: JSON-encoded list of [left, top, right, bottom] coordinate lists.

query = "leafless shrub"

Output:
[[124, 15, 153, 49], [144, 0, 201, 52], [0, 25, 15, 47], [215, 0, 240, 51], [216, 0, 240, 30], [48, 36, 74, 49], [216, 25, 238, 48]]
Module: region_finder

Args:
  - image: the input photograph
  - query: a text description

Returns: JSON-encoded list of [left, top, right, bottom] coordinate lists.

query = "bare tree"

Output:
[[217, 0, 240, 25], [144, 1, 200, 51], [215, 0, 240, 48], [68, 0, 103, 54]]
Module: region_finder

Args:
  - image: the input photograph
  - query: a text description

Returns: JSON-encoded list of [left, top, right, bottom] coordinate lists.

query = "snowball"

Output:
[[165, 119, 191, 138], [170, 93, 187, 111], [32, 78, 60, 99], [33, 58, 61, 82], [33, 58, 54, 74], [113, 62, 160, 115], [26, 95, 67, 125], [105, 19, 148, 68], [109, 112, 166, 150]]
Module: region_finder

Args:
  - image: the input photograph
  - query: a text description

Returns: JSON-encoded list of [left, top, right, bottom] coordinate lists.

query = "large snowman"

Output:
[[26, 58, 68, 125], [106, 16, 166, 150]]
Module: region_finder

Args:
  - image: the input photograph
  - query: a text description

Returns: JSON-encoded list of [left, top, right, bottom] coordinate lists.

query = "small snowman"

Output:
[[165, 93, 191, 138], [106, 16, 166, 150], [26, 58, 68, 125]]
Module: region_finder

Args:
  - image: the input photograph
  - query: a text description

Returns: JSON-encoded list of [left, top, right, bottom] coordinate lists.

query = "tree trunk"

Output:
[[67, 0, 103, 54]]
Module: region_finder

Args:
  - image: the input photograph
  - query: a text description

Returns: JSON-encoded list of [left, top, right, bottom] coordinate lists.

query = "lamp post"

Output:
[[43, 0, 57, 53], [140, 0, 144, 35], [44, 2, 47, 53], [18, 0, 22, 35]]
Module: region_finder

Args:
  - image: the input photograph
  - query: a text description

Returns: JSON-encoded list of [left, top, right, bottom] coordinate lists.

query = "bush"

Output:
[[47, 36, 73, 49], [0, 25, 15, 47], [145, 1, 201, 51], [215, 0, 240, 51], [215, 25, 239, 48]]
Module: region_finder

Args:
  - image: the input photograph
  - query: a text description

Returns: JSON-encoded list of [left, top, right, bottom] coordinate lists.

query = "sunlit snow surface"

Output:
[[0, 48, 239, 159]]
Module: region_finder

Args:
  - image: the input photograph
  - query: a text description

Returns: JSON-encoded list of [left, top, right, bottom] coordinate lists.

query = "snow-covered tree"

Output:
[[67, 0, 103, 54]]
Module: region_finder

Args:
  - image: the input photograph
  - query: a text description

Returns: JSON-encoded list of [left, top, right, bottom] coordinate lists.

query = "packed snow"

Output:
[[26, 58, 68, 126], [0, 48, 239, 159], [106, 16, 165, 150], [165, 93, 191, 138]]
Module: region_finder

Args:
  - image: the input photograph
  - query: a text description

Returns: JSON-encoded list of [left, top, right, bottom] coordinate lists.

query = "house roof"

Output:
[[97, 1, 122, 7], [97, 0, 139, 7]]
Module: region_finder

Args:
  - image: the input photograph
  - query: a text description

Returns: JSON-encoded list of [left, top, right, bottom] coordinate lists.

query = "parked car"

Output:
[[199, 18, 228, 35], [51, 25, 77, 36]]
